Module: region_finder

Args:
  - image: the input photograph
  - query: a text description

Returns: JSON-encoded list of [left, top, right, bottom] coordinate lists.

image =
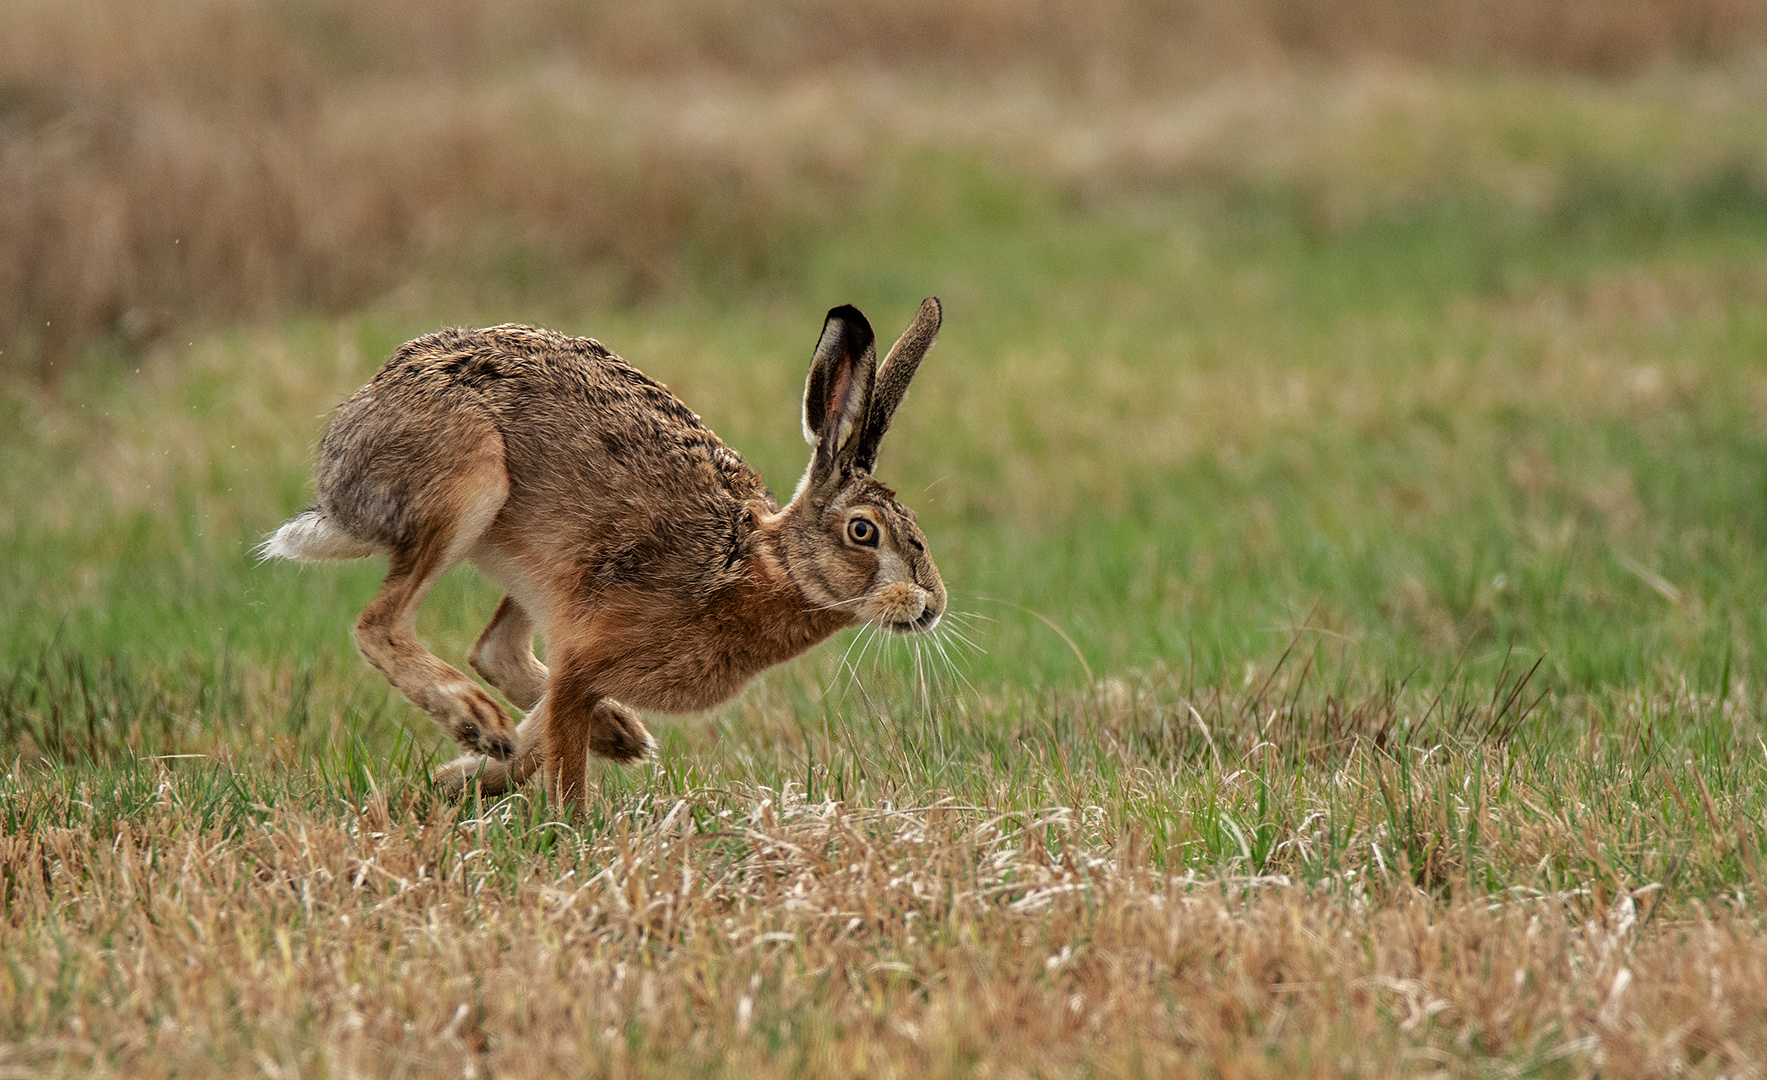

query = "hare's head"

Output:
[[775, 299, 946, 633]]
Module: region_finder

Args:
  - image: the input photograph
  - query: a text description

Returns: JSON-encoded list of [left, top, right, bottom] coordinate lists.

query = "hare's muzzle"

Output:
[[870, 580, 942, 634]]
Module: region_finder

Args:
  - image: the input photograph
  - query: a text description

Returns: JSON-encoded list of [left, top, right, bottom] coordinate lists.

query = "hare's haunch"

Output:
[[265, 301, 946, 801]]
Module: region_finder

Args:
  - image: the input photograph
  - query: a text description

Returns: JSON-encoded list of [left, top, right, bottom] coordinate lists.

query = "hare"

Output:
[[264, 299, 946, 801]]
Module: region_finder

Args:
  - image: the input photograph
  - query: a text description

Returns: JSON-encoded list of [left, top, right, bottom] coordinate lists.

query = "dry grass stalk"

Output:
[[3, 773, 1765, 1076]]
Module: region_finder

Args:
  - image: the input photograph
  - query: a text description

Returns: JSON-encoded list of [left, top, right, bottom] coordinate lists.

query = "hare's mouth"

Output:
[[890, 607, 942, 635]]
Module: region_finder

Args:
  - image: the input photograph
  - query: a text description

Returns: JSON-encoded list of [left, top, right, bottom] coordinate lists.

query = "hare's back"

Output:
[[345, 324, 640, 409], [335, 324, 719, 458], [370, 323, 763, 528], [318, 325, 760, 549], [455, 326, 761, 501]]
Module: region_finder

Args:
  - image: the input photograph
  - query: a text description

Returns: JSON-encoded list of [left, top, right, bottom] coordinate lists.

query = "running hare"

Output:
[[265, 300, 946, 801]]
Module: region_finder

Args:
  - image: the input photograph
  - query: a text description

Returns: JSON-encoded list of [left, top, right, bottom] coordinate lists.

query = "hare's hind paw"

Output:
[[588, 699, 654, 764], [433, 681, 520, 761], [435, 707, 543, 800], [465, 722, 517, 762]]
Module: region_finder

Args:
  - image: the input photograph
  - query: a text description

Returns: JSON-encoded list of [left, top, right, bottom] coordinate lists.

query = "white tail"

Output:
[[259, 510, 378, 562]]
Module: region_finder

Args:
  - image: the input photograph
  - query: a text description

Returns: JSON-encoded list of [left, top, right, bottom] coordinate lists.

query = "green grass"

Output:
[[13, 158, 1767, 688]]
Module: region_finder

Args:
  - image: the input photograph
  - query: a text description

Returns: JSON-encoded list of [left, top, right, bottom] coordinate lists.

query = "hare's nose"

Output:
[[907, 590, 942, 632]]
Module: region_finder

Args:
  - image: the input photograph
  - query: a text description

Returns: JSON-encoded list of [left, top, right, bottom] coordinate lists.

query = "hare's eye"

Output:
[[846, 518, 879, 546]]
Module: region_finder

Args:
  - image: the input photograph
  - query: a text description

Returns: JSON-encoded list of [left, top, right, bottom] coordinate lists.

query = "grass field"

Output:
[[9, 29, 1767, 1077]]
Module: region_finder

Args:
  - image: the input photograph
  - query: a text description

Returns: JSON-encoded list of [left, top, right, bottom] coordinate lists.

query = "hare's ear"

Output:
[[803, 304, 877, 482], [848, 297, 940, 472]]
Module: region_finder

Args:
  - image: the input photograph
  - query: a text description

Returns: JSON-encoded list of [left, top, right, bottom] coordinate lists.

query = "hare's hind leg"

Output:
[[352, 461, 519, 762], [432, 594, 548, 800], [469, 596, 548, 710]]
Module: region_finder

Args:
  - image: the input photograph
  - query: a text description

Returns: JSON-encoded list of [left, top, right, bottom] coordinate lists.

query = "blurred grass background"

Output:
[[7, 0, 1767, 369]]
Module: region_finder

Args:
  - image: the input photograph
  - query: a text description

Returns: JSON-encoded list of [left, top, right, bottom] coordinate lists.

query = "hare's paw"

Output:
[[434, 753, 505, 800], [435, 716, 542, 799], [587, 699, 655, 764], [433, 681, 519, 761]]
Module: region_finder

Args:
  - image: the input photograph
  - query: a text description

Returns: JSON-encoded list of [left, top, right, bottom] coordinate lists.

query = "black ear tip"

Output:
[[823, 304, 874, 341], [821, 305, 875, 353]]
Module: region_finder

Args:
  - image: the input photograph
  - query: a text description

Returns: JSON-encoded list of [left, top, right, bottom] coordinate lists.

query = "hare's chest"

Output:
[[576, 586, 841, 713], [587, 627, 763, 713]]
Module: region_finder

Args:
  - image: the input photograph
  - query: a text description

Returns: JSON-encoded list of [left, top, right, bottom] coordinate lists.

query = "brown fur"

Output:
[[266, 302, 946, 803]]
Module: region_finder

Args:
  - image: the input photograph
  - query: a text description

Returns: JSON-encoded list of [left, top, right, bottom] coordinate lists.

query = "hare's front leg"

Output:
[[432, 685, 649, 804], [543, 657, 655, 803]]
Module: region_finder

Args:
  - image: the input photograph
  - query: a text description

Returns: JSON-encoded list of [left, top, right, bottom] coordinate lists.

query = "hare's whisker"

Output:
[[929, 629, 979, 700], [851, 618, 887, 683], [836, 618, 882, 695], [838, 623, 888, 714], [857, 619, 889, 679], [835, 617, 879, 676], [924, 636, 959, 708], [905, 634, 920, 713], [939, 621, 986, 655], [913, 635, 933, 719], [946, 603, 997, 624]]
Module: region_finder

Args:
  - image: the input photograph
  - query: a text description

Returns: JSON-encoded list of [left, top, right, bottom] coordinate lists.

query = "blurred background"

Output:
[[9, 0, 1767, 752], [7, 0, 1766, 369]]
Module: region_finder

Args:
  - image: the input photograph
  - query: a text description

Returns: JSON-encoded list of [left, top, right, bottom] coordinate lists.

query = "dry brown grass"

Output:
[[4, 766, 1765, 1078], [6, 0, 1767, 373]]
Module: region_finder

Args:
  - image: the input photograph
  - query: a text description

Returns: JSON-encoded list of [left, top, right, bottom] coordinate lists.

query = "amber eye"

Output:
[[846, 517, 879, 546]]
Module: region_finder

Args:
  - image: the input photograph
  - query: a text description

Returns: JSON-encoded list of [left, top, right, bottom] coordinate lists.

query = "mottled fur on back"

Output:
[[322, 326, 770, 598], [267, 301, 947, 803]]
